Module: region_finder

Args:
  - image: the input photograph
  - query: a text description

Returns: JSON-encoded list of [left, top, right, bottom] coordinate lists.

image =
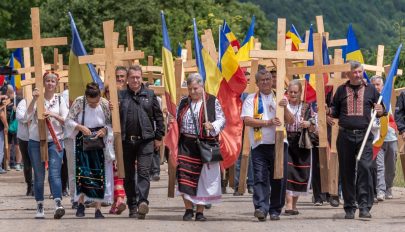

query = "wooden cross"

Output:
[[288, 33, 351, 191], [250, 18, 313, 179], [78, 20, 144, 178], [201, 29, 218, 62], [328, 49, 346, 195], [237, 59, 259, 194], [316, 16, 348, 48], [363, 45, 403, 76], [6, 7, 67, 161], [52, 48, 69, 93]]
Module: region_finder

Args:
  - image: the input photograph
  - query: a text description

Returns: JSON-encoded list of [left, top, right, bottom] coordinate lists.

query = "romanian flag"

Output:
[[161, 12, 179, 166], [236, 16, 255, 62], [342, 24, 370, 83], [372, 44, 402, 158], [193, 19, 245, 168], [68, 12, 103, 103], [304, 25, 316, 103], [222, 20, 240, 50], [7, 48, 24, 90], [217, 28, 247, 168], [286, 24, 303, 51]]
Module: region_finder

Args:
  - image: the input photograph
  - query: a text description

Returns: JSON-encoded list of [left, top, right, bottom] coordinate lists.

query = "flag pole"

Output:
[[356, 95, 382, 161]]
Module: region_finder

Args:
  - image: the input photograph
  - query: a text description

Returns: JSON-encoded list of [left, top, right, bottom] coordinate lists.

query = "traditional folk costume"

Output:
[[285, 103, 314, 196], [241, 91, 287, 217], [176, 94, 225, 205], [65, 96, 114, 203], [329, 81, 382, 215]]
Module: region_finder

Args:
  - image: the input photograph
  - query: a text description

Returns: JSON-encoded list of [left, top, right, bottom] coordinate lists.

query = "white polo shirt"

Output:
[[241, 92, 277, 149]]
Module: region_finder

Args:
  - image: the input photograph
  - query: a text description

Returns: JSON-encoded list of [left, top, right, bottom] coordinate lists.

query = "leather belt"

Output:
[[339, 127, 366, 134], [126, 135, 142, 142]]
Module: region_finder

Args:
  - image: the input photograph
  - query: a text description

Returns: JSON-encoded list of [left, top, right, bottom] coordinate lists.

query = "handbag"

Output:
[[298, 103, 319, 148], [8, 110, 18, 134], [81, 97, 105, 151], [189, 100, 222, 163]]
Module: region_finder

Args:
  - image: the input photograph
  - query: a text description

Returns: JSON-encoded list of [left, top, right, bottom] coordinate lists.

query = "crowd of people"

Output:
[[1, 60, 403, 221]]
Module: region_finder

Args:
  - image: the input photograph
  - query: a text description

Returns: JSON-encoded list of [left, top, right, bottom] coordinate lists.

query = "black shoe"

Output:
[[101, 202, 112, 207], [72, 202, 78, 209], [129, 207, 138, 218], [151, 174, 160, 181], [204, 204, 212, 209], [284, 209, 299, 215], [254, 209, 266, 221], [233, 191, 243, 196], [26, 185, 32, 196], [195, 212, 207, 221], [314, 201, 323, 206], [247, 186, 254, 194], [183, 209, 194, 221], [76, 203, 85, 217], [359, 209, 372, 218], [137, 202, 149, 219], [345, 211, 355, 219], [95, 209, 105, 219], [221, 186, 227, 194], [329, 197, 339, 207], [270, 214, 280, 220]]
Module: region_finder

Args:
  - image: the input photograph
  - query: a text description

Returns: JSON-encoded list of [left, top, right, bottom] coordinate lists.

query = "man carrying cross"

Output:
[[241, 69, 294, 221], [118, 65, 164, 219], [327, 60, 384, 219]]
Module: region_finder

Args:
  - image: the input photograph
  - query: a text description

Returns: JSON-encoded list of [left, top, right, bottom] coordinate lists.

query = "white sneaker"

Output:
[[377, 192, 385, 201], [54, 199, 65, 219], [35, 202, 45, 219]]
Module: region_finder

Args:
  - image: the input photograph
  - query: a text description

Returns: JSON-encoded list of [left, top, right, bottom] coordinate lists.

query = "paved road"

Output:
[[1, 165, 405, 232]]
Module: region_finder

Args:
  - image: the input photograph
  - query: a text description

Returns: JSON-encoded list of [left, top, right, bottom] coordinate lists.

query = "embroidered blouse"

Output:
[[25, 93, 69, 142]]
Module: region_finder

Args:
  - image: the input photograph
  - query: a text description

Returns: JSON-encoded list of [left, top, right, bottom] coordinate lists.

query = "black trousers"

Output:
[[311, 148, 328, 202], [123, 139, 154, 209], [337, 129, 374, 212], [252, 143, 287, 216], [18, 139, 32, 187], [61, 150, 68, 191]]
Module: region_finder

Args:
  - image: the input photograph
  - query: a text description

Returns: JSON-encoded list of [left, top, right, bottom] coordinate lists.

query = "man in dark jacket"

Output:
[[118, 65, 164, 219]]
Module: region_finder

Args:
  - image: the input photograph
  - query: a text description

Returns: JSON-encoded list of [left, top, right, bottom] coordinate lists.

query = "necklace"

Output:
[[45, 95, 58, 111]]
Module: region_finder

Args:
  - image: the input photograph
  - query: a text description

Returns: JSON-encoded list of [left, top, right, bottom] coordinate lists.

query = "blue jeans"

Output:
[[252, 143, 287, 216], [234, 151, 254, 189], [28, 140, 63, 202]]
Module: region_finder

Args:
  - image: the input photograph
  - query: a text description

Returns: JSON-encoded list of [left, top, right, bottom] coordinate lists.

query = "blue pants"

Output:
[[28, 140, 63, 202], [252, 143, 287, 216]]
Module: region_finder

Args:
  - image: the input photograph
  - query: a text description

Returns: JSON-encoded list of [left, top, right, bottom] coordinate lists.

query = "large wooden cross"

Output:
[[237, 59, 259, 194], [363, 45, 403, 76], [250, 18, 313, 179], [316, 16, 348, 48], [78, 20, 144, 178], [288, 33, 351, 191], [328, 49, 346, 195], [6, 7, 67, 161]]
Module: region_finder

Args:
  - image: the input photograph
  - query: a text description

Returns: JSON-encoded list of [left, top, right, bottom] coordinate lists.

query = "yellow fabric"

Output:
[[346, 50, 364, 63], [162, 47, 176, 104], [236, 37, 255, 62], [202, 49, 223, 96], [221, 45, 239, 81], [68, 52, 94, 102]]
